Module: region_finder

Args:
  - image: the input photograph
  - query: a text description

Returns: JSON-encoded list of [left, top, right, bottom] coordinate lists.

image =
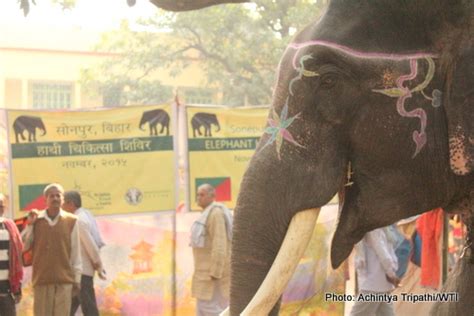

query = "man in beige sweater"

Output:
[[22, 183, 81, 316], [190, 184, 233, 316]]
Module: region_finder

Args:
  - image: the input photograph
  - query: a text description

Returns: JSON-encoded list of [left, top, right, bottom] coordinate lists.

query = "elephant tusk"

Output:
[[219, 307, 230, 316], [240, 208, 320, 316]]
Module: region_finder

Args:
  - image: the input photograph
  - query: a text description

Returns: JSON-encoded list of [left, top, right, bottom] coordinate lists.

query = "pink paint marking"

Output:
[[288, 40, 437, 62], [395, 59, 428, 156]]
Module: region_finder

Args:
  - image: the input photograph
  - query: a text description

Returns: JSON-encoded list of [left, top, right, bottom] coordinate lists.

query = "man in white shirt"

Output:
[[62, 190, 105, 316], [22, 183, 81, 316], [350, 226, 400, 316]]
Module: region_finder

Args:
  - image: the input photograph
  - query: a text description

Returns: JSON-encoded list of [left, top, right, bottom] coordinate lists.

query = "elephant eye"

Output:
[[320, 73, 338, 89]]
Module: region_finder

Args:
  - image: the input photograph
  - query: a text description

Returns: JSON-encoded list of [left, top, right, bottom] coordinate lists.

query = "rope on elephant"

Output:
[[460, 216, 473, 264]]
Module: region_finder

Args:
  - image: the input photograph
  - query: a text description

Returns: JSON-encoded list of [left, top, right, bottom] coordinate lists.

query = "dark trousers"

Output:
[[0, 294, 15, 316], [71, 275, 99, 316]]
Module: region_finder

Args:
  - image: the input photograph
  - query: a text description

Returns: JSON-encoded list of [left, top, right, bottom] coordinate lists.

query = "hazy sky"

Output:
[[0, 0, 157, 31]]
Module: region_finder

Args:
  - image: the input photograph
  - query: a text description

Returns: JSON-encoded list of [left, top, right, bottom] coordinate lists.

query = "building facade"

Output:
[[0, 24, 218, 110]]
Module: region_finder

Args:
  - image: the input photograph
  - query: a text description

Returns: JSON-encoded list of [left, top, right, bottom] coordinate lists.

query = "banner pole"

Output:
[[171, 98, 180, 316], [3, 110, 14, 219], [181, 103, 190, 212]]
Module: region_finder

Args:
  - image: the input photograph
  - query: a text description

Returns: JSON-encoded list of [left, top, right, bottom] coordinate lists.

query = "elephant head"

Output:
[[223, 1, 473, 315], [213, 114, 221, 132], [139, 113, 149, 131], [38, 119, 46, 136]]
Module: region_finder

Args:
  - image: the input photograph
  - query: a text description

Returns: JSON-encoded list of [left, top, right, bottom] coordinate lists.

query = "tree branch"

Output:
[[149, 0, 249, 11], [190, 43, 235, 74]]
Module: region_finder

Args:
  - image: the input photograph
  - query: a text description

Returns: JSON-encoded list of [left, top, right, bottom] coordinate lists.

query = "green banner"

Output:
[[11, 137, 173, 158]]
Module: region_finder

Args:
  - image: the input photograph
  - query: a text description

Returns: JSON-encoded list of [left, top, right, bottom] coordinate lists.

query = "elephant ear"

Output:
[[445, 44, 474, 175]]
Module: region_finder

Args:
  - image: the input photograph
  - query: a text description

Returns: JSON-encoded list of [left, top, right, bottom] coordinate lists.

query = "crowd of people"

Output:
[[0, 182, 234, 316], [0, 184, 105, 316], [0, 183, 413, 316]]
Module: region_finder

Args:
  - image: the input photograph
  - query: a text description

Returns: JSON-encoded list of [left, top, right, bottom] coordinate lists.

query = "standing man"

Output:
[[62, 190, 105, 316], [190, 184, 232, 316], [350, 226, 400, 316], [0, 194, 23, 316], [22, 183, 81, 316]]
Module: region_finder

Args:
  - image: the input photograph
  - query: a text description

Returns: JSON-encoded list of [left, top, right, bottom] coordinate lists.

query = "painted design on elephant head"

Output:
[[372, 57, 440, 157], [382, 68, 396, 88], [285, 40, 442, 158], [289, 54, 320, 96], [422, 89, 443, 108], [262, 99, 304, 160]]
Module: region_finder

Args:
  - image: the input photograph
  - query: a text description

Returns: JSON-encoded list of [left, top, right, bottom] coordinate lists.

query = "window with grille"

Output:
[[184, 88, 214, 105], [31, 83, 73, 109]]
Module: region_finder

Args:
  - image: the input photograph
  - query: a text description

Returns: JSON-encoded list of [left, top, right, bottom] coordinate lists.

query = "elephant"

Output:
[[191, 112, 221, 138], [148, 1, 474, 315], [13, 115, 47, 143], [139, 109, 170, 136]]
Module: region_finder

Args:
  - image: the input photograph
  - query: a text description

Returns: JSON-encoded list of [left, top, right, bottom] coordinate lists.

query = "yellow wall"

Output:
[[0, 27, 216, 110]]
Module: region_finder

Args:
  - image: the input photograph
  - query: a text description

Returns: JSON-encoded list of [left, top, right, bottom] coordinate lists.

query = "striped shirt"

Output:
[[0, 222, 10, 293]]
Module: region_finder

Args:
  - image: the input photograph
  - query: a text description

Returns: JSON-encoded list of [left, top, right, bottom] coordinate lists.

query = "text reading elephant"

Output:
[[13, 115, 47, 143], [139, 109, 170, 136], [191, 112, 221, 138]]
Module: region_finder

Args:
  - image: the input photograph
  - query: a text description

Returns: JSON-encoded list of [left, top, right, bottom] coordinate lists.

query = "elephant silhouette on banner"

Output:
[[139, 109, 170, 136], [13, 115, 47, 143], [191, 112, 221, 138]]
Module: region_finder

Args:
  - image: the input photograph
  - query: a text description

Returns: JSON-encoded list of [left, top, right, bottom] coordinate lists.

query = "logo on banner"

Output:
[[125, 187, 143, 205], [13, 115, 47, 143], [191, 112, 221, 138], [139, 109, 170, 136], [19, 184, 48, 211], [196, 177, 231, 201]]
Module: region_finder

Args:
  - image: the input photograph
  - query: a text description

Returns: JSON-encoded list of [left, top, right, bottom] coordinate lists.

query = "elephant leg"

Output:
[[15, 133, 19, 143]]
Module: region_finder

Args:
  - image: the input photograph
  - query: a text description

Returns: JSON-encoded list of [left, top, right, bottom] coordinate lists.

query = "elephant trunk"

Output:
[[41, 127, 46, 136], [215, 121, 221, 132], [139, 117, 147, 131], [229, 160, 321, 315]]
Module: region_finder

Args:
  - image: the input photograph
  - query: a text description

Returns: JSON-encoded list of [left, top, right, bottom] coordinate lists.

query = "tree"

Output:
[[17, 0, 250, 16], [84, 1, 326, 106]]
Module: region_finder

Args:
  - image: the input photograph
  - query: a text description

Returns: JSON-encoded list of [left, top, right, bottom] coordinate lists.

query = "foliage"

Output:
[[18, 0, 75, 16], [84, 1, 327, 106]]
